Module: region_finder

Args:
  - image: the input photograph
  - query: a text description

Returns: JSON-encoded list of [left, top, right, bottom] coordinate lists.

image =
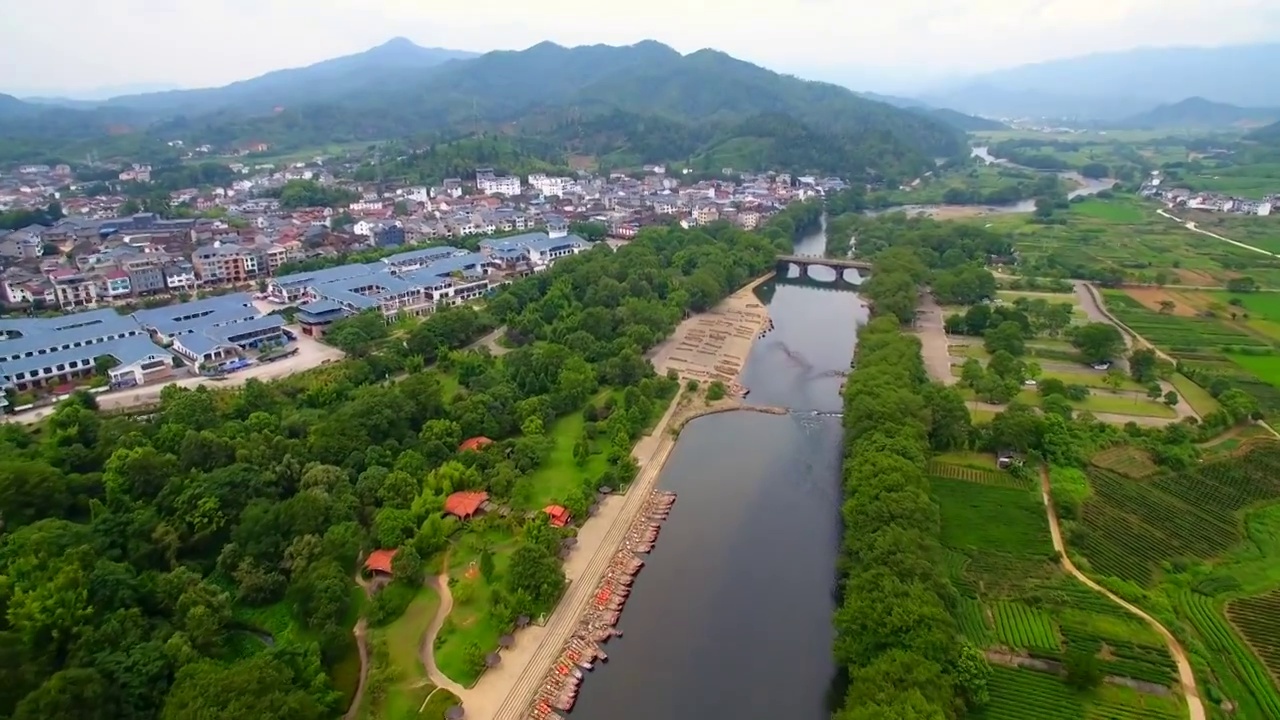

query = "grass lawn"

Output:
[[931, 478, 1053, 554], [435, 371, 461, 401], [1074, 392, 1177, 418], [996, 290, 1082, 306], [961, 387, 1176, 418], [1169, 373, 1222, 417], [1039, 367, 1145, 392], [521, 411, 608, 511], [433, 533, 518, 688], [386, 588, 441, 681], [934, 450, 999, 469], [1069, 198, 1145, 222]]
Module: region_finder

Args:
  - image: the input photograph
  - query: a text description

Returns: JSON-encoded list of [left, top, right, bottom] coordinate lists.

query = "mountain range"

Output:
[[922, 42, 1280, 120], [1120, 97, 1280, 130], [0, 39, 978, 179]]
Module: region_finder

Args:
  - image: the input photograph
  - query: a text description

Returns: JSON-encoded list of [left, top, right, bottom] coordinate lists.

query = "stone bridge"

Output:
[[775, 254, 873, 276]]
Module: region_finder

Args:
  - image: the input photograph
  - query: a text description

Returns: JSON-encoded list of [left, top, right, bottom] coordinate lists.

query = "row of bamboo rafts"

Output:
[[524, 490, 678, 720]]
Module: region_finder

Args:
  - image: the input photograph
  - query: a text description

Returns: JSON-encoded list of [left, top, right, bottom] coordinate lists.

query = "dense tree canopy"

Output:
[[0, 206, 804, 718]]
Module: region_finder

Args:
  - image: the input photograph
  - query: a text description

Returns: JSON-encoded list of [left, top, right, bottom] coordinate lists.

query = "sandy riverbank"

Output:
[[647, 274, 774, 385]]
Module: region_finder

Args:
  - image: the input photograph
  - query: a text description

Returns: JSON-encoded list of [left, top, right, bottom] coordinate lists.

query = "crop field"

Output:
[[1102, 291, 1272, 354], [992, 602, 1061, 651], [931, 478, 1054, 555], [1179, 163, 1280, 201], [1226, 352, 1280, 385], [1080, 446, 1280, 584], [1091, 446, 1160, 479], [974, 666, 1181, 720], [979, 196, 1280, 288], [1226, 590, 1280, 684], [1072, 198, 1145, 222], [1186, 211, 1280, 255], [1059, 620, 1176, 685], [1180, 356, 1280, 419], [973, 666, 1086, 720], [957, 596, 993, 644], [928, 459, 1033, 490], [1177, 590, 1280, 718]]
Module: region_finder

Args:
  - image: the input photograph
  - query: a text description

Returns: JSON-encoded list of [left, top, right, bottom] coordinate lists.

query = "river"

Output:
[[569, 226, 861, 719], [868, 145, 1117, 217]]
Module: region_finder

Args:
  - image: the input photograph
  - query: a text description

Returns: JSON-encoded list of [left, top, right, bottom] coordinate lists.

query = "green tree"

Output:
[[1069, 323, 1124, 364]]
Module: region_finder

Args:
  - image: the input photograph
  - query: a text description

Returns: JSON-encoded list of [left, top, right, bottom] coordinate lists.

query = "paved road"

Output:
[[1037, 467, 1206, 720]]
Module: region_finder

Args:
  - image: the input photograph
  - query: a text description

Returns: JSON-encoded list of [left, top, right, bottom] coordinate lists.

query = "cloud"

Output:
[[2, 0, 1279, 94]]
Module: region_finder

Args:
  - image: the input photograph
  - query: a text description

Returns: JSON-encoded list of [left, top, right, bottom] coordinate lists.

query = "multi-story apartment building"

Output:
[[49, 268, 99, 309], [478, 176, 522, 196]]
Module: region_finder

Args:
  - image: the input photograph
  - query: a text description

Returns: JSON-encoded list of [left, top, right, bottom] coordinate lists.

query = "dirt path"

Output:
[[343, 618, 371, 720], [421, 553, 467, 697], [1037, 466, 1206, 720], [1157, 208, 1278, 259]]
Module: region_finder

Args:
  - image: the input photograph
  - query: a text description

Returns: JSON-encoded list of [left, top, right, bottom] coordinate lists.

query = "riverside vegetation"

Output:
[[0, 202, 821, 720], [831, 208, 1280, 719]]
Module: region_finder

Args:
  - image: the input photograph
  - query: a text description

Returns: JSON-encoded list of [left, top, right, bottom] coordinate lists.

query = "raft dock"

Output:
[[522, 489, 678, 719]]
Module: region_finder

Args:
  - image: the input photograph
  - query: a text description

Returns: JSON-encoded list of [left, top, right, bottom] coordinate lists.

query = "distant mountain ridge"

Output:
[[1121, 97, 1280, 129], [922, 42, 1280, 120], [0, 39, 965, 179], [94, 38, 479, 117]]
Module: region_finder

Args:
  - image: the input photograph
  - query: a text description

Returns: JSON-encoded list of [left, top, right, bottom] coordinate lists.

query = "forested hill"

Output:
[[0, 40, 963, 180], [1121, 97, 1280, 129], [1248, 119, 1280, 144]]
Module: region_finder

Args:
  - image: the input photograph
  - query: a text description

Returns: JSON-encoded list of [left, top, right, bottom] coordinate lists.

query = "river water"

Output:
[[569, 227, 862, 719], [868, 146, 1117, 217]]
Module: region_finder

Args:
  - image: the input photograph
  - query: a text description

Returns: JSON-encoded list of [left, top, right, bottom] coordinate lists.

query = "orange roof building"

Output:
[[365, 548, 398, 575], [543, 505, 571, 528], [444, 490, 490, 519], [459, 436, 494, 453]]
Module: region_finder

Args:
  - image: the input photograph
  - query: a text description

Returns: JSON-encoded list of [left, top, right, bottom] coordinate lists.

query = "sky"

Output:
[[3, 0, 1280, 97]]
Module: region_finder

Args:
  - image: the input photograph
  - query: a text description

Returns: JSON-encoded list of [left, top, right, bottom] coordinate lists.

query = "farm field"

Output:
[[1103, 290, 1272, 354], [1064, 443, 1280, 717], [1225, 353, 1280, 385], [974, 666, 1182, 720], [973, 196, 1280, 288], [1071, 198, 1145, 222], [1091, 446, 1160, 479], [1183, 210, 1280, 254], [1176, 163, 1280, 201], [930, 460, 1184, 715]]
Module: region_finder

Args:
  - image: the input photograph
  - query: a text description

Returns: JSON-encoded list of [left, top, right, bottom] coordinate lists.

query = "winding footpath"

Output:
[[1037, 467, 1206, 720], [422, 553, 468, 697], [342, 619, 371, 720]]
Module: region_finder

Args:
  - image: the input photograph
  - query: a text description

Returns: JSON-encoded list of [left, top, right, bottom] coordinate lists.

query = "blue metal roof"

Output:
[[131, 292, 258, 337], [0, 308, 144, 360], [172, 315, 286, 359], [381, 245, 459, 266]]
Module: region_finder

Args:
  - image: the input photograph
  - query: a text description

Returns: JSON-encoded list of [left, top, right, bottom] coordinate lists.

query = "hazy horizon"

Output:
[[3, 0, 1279, 98]]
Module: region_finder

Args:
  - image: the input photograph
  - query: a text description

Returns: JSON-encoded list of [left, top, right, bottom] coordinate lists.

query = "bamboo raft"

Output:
[[523, 490, 678, 719]]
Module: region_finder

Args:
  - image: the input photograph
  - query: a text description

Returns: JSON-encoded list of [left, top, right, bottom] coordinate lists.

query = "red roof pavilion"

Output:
[[364, 548, 398, 575], [444, 490, 490, 519], [543, 505, 571, 528], [459, 436, 494, 453]]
